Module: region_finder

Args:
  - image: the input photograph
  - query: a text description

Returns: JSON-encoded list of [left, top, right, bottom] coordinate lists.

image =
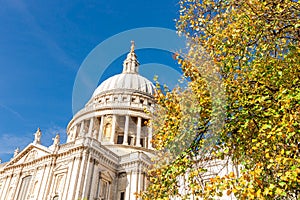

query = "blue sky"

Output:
[[0, 0, 182, 162]]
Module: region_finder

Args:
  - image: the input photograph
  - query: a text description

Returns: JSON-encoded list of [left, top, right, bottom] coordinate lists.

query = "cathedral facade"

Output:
[[0, 43, 156, 200]]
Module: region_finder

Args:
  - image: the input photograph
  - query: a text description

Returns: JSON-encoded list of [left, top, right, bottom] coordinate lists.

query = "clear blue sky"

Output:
[[0, 0, 181, 162]]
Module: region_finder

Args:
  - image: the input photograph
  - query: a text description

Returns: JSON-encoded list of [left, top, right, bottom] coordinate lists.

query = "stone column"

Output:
[[125, 171, 132, 200], [69, 157, 82, 200], [12, 171, 21, 199], [75, 151, 89, 199], [110, 115, 117, 144], [130, 170, 138, 200], [123, 115, 129, 145], [79, 121, 85, 137], [88, 118, 94, 138], [1, 175, 11, 200], [136, 117, 142, 147], [98, 116, 104, 141], [88, 160, 98, 200], [148, 121, 153, 149], [82, 157, 93, 198], [70, 125, 78, 141]]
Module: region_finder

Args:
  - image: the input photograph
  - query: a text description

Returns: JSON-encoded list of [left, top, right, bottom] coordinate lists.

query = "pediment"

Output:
[[100, 170, 114, 182], [4, 143, 52, 167]]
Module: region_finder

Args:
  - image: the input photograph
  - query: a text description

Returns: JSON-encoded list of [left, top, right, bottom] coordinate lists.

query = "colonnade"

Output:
[[71, 114, 153, 149]]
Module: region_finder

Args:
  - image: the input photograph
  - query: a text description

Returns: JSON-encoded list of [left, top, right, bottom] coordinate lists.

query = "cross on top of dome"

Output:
[[122, 41, 140, 74]]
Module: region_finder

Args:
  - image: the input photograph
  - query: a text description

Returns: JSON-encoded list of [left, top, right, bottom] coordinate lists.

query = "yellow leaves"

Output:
[[256, 142, 261, 148], [229, 172, 235, 178], [145, 0, 300, 199], [226, 189, 232, 196], [256, 189, 262, 197], [252, 146, 258, 150], [269, 183, 275, 190], [263, 188, 272, 196], [254, 167, 262, 175], [275, 187, 283, 195]]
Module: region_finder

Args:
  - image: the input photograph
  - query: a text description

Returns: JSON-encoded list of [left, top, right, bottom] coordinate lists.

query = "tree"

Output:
[[142, 0, 300, 199]]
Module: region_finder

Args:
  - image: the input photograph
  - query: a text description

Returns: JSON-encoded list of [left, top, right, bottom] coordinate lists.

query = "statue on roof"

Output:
[[34, 128, 42, 144], [14, 147, 20, 157], [53, 133, 60, 146]]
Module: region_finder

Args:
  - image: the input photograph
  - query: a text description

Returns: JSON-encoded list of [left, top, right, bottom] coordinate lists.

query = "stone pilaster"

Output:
[[88, 118, 94, 138]]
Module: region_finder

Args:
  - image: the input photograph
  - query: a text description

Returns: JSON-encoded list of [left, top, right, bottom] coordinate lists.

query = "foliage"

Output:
[[142, 0, 300, 199]]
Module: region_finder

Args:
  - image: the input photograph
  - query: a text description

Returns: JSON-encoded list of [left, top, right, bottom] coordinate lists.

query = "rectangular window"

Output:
[[128, 136, 132, 145], [120, 191, 125, 200], [117, 135, 124, 144]]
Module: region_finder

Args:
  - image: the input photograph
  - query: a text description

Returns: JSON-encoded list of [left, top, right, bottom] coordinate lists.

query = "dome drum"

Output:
[[67, 114, 153, 150]]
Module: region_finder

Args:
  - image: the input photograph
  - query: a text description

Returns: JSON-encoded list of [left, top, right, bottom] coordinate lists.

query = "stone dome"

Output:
[[92, 73, 156, 97]]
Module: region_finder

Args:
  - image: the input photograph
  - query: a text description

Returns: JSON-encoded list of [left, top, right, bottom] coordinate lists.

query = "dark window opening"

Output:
[[120, 192, 125, 200], [128, 136, 132, 145], [117, 135, 124, 144]]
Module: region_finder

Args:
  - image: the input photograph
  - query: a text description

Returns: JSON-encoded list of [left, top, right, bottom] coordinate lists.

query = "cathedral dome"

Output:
[[67, 41, 156, 151], [92, 41, 156, 97], [92, 73, 156, 97]]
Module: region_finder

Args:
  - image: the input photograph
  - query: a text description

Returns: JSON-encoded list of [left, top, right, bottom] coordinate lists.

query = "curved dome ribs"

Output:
[[92, 74, 156, 97], [67, 42, 156, 150]]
